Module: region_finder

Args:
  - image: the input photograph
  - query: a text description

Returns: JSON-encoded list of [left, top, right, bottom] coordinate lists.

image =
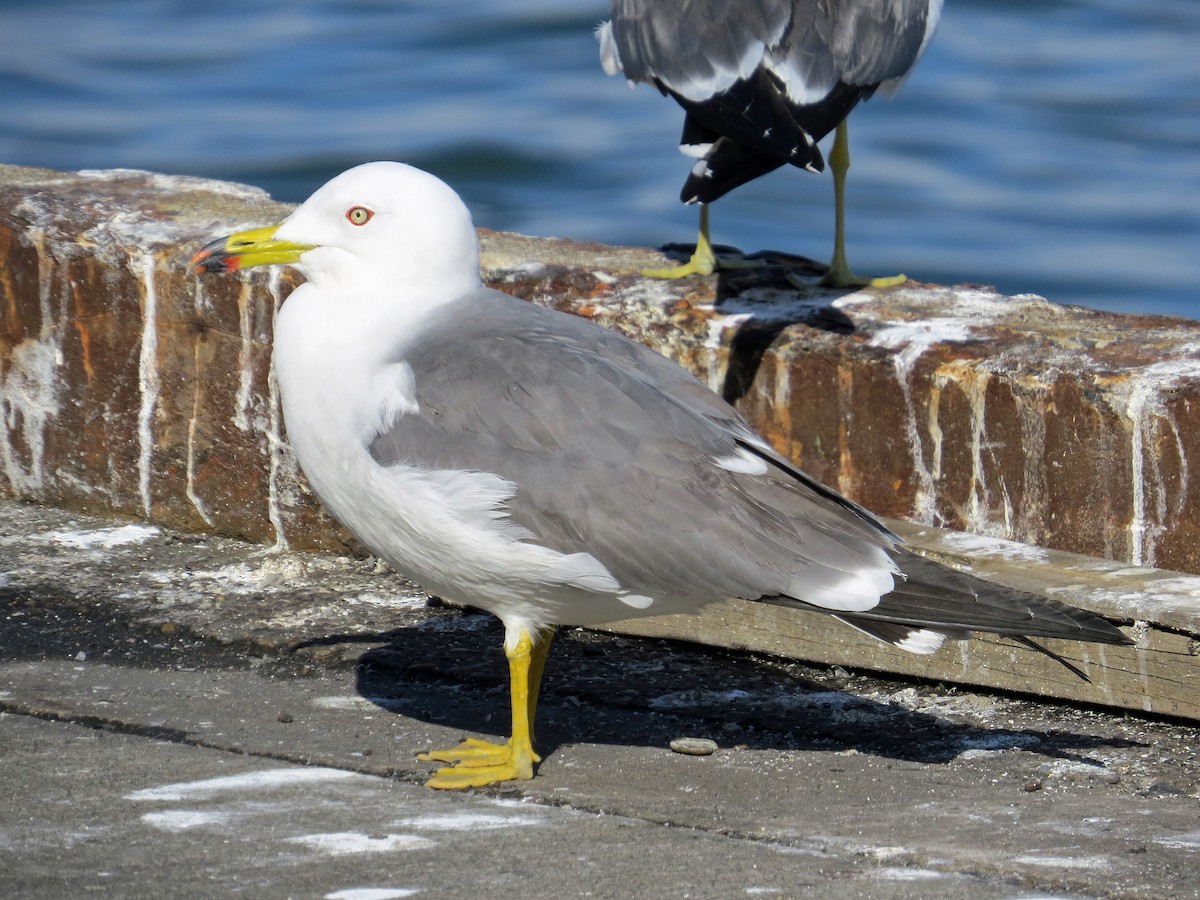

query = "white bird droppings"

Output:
[[141, 809, 235, 832], [1011, 854, 1112, 870], [126, 767, 361, 802], [286, 832, 434, 855], [136, 253, 160, 518], [393, 812, 542, 832], [871, 866, 947, 882], [1153, 830, 1200, 850], [32, 524, 159, 550]]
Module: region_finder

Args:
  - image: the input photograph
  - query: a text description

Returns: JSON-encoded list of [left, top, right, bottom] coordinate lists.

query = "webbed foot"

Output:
[[418, 737, 539, 790]]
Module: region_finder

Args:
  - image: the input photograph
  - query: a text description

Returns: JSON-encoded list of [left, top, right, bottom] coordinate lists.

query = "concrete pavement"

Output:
[[3, 499, 1200, 898]]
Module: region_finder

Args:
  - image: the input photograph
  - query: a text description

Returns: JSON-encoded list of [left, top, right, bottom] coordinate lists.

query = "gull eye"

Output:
[[346, 206, 374, 226]]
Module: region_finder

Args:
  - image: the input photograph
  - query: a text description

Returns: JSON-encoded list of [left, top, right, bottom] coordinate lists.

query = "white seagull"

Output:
[[599, 0, 941, 285], [191, 162, 1127, 790]]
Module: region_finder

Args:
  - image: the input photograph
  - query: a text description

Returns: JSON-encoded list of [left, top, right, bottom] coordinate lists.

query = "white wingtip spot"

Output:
[[619, 593, 655, 610], [896, 628, 949, 655], [714, 447, 770, 476], [680, 142, 714, 160]]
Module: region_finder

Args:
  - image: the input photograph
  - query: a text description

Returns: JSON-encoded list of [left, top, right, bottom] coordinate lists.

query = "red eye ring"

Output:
[[346, 206, 374, 226]]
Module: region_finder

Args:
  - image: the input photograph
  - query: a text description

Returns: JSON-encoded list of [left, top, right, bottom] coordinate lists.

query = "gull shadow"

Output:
[[305, 609, 1144, 770]]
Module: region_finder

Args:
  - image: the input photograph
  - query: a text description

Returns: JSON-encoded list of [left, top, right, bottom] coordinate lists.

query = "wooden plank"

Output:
[[600, 521, 1200, 721]]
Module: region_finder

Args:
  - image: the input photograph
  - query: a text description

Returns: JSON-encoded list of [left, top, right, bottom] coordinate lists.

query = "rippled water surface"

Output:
[[1, 0, 1197, 316]]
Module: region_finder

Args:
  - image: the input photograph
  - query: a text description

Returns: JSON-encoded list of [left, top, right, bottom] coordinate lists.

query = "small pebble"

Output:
[[277, 711, 294, 724], [670, 737, 717, 756]]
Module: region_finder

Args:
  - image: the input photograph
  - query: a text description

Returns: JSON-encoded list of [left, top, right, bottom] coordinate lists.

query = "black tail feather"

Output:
[[864, 550, 1131, 647], [1010, 635, 1094, 682], [763, 547, 1129, 678], [680, 136, 789, 204]]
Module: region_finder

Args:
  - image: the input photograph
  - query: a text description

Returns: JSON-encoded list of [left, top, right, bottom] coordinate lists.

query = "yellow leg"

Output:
[[643, 205, 764, 279], [419, 624, 555, 790], [643, 204, 717, 278], [819, 119, 906, 290]]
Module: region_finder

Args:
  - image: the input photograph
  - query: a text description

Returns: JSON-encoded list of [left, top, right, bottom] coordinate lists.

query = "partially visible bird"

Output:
[[190, 162, 1127, 791], [599, 0, 941, 285]]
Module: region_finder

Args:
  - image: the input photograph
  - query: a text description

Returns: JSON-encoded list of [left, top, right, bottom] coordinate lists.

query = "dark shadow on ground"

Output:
[[296, 608, 1144, 771], [0, 580, 1153, 779]]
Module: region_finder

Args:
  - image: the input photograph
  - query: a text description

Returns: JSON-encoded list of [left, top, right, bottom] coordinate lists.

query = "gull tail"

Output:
[[766, 549, 1129, 680]]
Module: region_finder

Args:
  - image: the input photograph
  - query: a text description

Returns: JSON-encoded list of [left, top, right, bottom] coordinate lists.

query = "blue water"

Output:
[[1, 0, 1197, 317]]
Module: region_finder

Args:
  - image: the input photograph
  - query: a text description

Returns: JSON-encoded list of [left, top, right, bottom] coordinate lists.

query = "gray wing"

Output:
[[370, 288, 897, 608], [806, 0, 938, 89], [604, 0, 937, 102], [605, 0, 791, 99], [370, 289, 1129, 653]]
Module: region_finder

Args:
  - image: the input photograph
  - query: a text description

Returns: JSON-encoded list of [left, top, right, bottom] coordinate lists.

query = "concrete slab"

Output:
[[9, 715, 900, 899]]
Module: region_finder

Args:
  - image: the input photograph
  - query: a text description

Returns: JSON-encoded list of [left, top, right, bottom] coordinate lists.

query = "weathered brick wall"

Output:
[[2, 164, 1200, 574], [0, 166, 329, 548], [724, 288, 1200, 572]]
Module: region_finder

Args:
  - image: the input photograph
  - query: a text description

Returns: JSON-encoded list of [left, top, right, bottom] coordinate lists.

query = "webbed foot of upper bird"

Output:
[[642, 236, 717, 277], [820, 270, 907, 289], [786, 268, 908, 290], [418, 737, 539, 789], [643, 248, 767, 279]]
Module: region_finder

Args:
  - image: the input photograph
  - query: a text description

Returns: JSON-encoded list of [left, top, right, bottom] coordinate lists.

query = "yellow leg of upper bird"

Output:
[[419, 624, 555, 790], [643, 204, 717, 278], [819, 119, 907, 290], [642, 204, 763, 279]]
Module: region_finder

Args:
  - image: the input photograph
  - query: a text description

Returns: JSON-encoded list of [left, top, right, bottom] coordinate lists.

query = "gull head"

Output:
[[190, 161, 481, 297]]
